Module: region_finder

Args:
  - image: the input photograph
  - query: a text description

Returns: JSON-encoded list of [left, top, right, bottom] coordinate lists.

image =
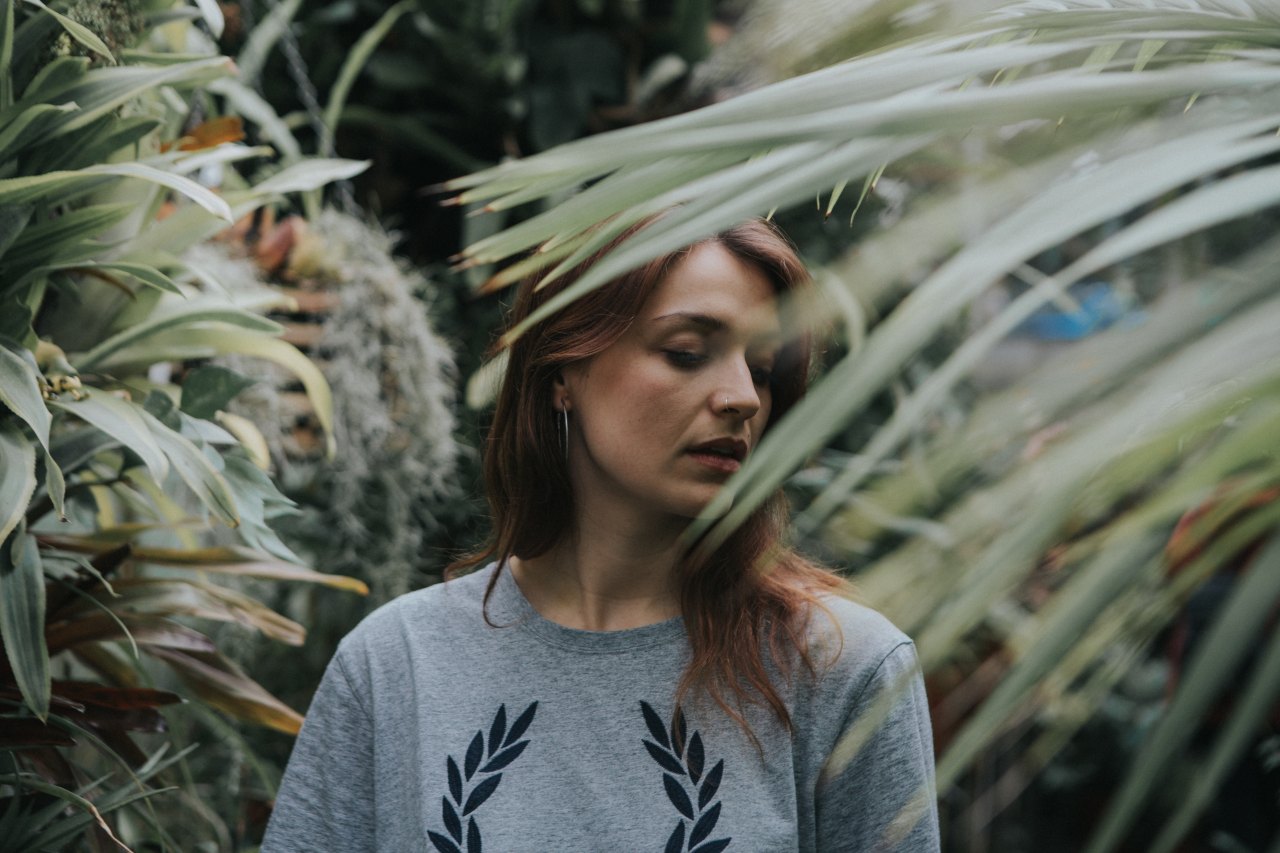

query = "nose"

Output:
[[711, 360, 761, 420]]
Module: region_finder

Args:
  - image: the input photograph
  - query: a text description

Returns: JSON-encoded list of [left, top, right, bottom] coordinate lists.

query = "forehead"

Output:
[[640, 242, 780, 334]]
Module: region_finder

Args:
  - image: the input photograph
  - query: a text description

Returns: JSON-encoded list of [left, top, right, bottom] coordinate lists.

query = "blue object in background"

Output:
[[1017, 280, 1130, 341]]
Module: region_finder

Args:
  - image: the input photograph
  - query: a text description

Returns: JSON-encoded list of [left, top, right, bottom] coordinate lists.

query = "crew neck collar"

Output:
[[486, 562, 686, 654]]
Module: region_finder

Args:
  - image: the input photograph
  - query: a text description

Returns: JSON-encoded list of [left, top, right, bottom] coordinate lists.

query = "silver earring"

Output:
[[558, 407, 569, 460]]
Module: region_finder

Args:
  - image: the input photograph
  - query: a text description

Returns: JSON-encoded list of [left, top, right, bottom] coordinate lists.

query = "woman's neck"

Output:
[[510, 518, 685, 632]]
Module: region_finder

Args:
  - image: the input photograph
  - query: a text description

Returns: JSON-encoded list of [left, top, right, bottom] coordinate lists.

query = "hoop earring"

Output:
[[557, 408, 569, 461]]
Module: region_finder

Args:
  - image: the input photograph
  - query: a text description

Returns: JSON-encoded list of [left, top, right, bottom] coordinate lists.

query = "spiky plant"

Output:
[[0, 0, 369, 847], [444, 1, 1280, 849]]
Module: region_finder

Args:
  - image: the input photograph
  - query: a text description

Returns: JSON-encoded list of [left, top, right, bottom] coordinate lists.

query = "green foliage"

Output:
[[0, 0, 370, 847], [449, 1, 1280, 848]]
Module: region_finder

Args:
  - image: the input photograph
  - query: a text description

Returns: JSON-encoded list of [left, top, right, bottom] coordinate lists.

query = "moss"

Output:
[[52, 0, 146, 64]]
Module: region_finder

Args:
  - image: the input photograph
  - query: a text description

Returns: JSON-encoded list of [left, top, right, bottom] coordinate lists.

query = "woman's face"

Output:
[[559, 241, 782, 527]]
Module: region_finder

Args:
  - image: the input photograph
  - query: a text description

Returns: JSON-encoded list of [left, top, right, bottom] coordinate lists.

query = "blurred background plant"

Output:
[[0, 0, 373, 848]]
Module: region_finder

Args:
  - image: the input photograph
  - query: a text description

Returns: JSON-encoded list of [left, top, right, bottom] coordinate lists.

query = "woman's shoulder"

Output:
[[335, 564, 497, 657], [800, 593, 919, 704], [814, 593, 912, 656]]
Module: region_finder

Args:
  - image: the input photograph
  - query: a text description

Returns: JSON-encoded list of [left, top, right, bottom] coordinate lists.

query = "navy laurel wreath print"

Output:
[[428, 702, 539, 853], [640, 701, 732, 853]]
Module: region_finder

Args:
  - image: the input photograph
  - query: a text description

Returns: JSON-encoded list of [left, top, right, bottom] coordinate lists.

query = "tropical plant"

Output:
[[444, 0, 1280, 849], [215, 0, 720, 269], [0, 0, 369, 848]]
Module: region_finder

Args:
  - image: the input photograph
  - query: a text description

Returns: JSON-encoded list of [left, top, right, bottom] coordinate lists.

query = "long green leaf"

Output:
[[319, 0, 412, 159], [1150, 622, 1280, 853], [96, 327, 335, 458], [0, 339, 50, 445], [0, 202, 133, 272], [126, 157, 371, 256], [1084, 533, 1280, 853], [9, 56, 230, 142], [21, 0, 113, 63], [0, 0, 14, 108], [695, 113, 1280, 549], [251, 157, 370, 196], [0, 418, 34, 546], [933, 533, 1164, 790], [75, 305, 283, 371], [0, 161, 232, 219], [0, 528, 49, 719], [0, 100, 74, 157], [233, 0, 301, 87], [147, 646, 303, 734]]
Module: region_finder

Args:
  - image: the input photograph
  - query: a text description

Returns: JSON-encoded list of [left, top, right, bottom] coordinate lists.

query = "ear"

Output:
[[552, 370, 571, 412]]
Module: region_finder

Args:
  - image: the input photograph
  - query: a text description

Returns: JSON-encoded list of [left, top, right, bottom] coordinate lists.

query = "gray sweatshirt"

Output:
[[262, 563, 940, 852]]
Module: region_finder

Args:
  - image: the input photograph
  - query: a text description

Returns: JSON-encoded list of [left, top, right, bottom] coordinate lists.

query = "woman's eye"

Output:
[[664, 350, 707, 369]]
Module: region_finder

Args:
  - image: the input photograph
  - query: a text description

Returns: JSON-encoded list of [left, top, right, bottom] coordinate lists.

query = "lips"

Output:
[[687, 437, 749, 473]]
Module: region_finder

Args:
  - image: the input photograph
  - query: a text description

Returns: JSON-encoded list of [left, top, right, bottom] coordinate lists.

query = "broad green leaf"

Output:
[[250, 157, 370, 196], [75, 305, 283, 371], [0, 336, 50, 445], [48, 390, 169, 482], [0, 528, 49, 718], [179, 365, 257, 420], [168, 142, 275, 176], [218, 453, 299, 557], [1085, 533, 1280, 853], [97, 327, 336, 458], [0, 418, 34, 545], [141, 409, 239, 526], [142, 386, 181, 431], [21, 0, 114, 63]]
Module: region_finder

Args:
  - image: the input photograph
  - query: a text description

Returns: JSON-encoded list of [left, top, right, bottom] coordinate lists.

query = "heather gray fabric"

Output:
[[262, 563, 940, 852]]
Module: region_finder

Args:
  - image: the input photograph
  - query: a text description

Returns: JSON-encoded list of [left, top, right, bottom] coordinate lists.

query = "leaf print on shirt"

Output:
[[639, 701, 732, 853], [428, 701, 539, 853]]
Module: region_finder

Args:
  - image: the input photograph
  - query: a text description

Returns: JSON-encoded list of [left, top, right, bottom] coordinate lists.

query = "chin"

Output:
[[665, 486, 729, 521]]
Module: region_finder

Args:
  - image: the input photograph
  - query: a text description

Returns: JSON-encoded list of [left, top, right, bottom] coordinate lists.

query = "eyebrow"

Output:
[[650, 312, 727, 332]]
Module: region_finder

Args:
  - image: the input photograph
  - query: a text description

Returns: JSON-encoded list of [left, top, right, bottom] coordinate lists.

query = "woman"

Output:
[[263, 220, 939, 852]]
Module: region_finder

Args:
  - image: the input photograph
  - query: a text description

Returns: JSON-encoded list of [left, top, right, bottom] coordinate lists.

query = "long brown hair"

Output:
[[450, 218, 849, 733]]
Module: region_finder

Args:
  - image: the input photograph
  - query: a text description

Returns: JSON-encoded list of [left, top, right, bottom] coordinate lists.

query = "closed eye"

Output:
[[664, 350, 707, 369]]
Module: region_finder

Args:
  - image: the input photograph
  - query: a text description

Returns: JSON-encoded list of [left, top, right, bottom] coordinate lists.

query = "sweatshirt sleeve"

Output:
[[261, 650, 376, 853], [816, 641, 940, 852]]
